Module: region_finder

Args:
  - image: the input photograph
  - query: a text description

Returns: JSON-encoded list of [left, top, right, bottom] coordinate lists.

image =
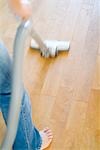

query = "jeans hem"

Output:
[[36, 136, 42, 150]]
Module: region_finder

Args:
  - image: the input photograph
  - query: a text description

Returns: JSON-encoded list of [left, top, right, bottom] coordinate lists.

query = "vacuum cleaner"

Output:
[[1, 3, 70, 150]]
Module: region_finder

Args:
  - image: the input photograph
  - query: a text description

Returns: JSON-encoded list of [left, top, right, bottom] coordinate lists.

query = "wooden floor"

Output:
[[0, 0, 100, 149]]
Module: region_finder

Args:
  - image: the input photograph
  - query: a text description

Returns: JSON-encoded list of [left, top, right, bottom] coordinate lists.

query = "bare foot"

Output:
[[39, 127, 53, 150]]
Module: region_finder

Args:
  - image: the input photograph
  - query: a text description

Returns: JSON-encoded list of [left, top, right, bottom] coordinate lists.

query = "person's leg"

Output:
[[0, 41, 42, 150], [0, 41, 53, 150]]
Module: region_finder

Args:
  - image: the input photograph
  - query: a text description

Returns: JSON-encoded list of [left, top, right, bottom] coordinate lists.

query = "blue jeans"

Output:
[[0, 41, 42, 150]]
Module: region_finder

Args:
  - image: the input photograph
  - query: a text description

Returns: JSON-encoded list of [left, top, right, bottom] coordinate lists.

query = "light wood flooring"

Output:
[[0, 0, 100, 149]]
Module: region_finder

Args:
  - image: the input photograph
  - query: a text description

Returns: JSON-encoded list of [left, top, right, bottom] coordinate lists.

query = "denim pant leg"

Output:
[[0, 42, 42, 150]]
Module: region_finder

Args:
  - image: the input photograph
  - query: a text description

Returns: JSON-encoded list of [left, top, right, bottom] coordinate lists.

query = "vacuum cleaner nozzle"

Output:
[[31, 39, 70, 57]]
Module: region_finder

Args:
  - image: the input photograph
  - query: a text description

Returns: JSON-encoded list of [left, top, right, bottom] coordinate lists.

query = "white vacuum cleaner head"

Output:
[[31, 39, 70, 57]]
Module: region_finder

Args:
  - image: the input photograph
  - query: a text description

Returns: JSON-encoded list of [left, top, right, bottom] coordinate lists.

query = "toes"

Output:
[[44, 129, 52, 135], [41, 127, 53, 140], [46, 134, 53, 141], [43, 127, 49, 132], [46, 131, 53, 136], [44, 128, 53, 140]]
